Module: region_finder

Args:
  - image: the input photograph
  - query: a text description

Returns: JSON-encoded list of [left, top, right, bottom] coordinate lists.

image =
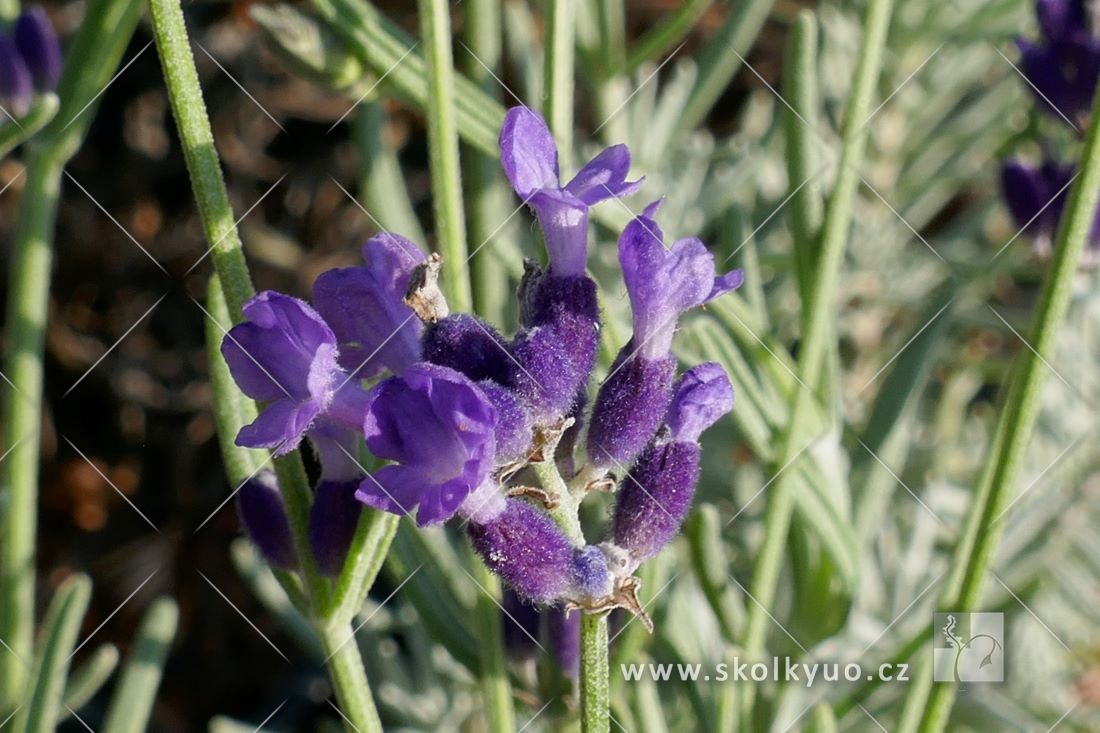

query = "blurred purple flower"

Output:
[[356, 363, 498, 526], [13, 7, 61, 92], [0, 35, 32, 117], [500, 106, 642, 276], [236, 471, 296, 571], [312, 232, 425, 379], [221, 291, 369, 455], [1017, 0, 1100, 123]]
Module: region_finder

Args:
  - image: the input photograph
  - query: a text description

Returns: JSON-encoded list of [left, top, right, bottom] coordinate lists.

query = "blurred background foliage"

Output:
[[3, 0, 1100, 730]]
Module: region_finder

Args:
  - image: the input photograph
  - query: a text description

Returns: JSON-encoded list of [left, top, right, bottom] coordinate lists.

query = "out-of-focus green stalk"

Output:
[[737, 0, 894, 726], [354, 100, 426, 245], [908, 68, 1100, 733], [678, 0, 775, 132], [0, 0, 142, 710], [0, 95, 59, 160], [314, 0, 505, 156], [782, 11, 823, 308], [419, 0, 472, 312], [151, 5, 385, 731], [595, 0, 625, 71], [618, 0, 711, 76], [462, 0, 510, 322], [580, 613, 610, 733], [543, 0, 574, 170], [468, 554, 515, 733], [101, 597, 178, 733], [0, 0, 16, 25], [459, 5, 516, 728], [59, 644, 119, 722]]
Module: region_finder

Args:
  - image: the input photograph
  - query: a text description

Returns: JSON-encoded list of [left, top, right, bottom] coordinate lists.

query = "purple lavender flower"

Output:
[[586, 203, 742, 469], [511, 270, 601, 422], [312, 233, 425, 379], [467, 497, 575, 604], [356, 363, 498, 526], [1016, 0, 1100, 123], [612, 364, 733, 564], [571, 545, 613, 601], [221, 291, 369, 455], [500, 106, 642, 277], [236, 471, 296, 570], [1001, 158, 1073, 246], [547, 605, 580, 678], [13, 7, 61, 93], [422, 313, 516, 385], [0, 35, 32, 118], [477, 380, 533, 464]]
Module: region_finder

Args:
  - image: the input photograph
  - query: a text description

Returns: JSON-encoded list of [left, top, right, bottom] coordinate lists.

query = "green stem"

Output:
[[0, 0, 16, 26], [319, 625, 385, 733], [148, 0, 253, 318], [782, 11, 824, 309], [0, 0, 142, 711], [595, 0, 626, 72], [462, 0, 510, 322], [737, 0, 893, 726], [418, 0, 472, 312], [543, 0, 574, 171], [618, 0, 711, 76], [580, 613, 610, 733], [909, 65, 1100, 733], [149, 0, 330, 609], [678, 0, 775, 132], [530, 456, 584, 545], [0, 95, 59, 160], [325, 510, 399, 624], [469, 557, 515, 732]]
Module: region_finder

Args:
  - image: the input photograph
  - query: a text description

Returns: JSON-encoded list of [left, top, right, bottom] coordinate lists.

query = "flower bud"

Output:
[[571, 545, 613, 601], [0, 36, 32, 118], [612, 441, 701, 564], [309, 478, 362, 576], [467, 498, 574, 604], [585, 350, 676, 470], [13, 7, 61, 92], [422, 313, 517, 385], [236, 471, 297, 570], [477, 380, 534, 464]]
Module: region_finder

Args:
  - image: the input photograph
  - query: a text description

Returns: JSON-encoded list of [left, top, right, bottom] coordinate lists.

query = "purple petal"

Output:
[[564, 144, 644, 206], [499, 106, 560, 198], [529, 188, 590, 276], [13, 7, 61, 92], [236, 398, 320, 455], [707, 268, 745, 302], [356, 464, 422, 517], [313, 233, 425, 378], [666, 362, 734, 444]]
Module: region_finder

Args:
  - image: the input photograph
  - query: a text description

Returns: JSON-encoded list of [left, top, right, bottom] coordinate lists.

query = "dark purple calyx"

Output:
[[586, 349, 677, 470], [236, 471, 297, 571]]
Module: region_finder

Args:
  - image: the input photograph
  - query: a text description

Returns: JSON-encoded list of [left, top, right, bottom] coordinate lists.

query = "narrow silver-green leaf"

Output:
[[102, 597, 179, 733]]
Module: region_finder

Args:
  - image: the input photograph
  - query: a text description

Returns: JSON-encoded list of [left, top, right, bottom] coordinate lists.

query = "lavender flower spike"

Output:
[[500, 106, 642, 276], [14, 7, 62, 92], [1016, 0, 1100, 124], [586, 204, 742, 469], [612, 364, 734, 565], [467, 498, 575, 604], [221, 291, 369, 455], [236, 471, 297, 570], [312, 232, 426, 379], [357, 363, 498, 526]]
